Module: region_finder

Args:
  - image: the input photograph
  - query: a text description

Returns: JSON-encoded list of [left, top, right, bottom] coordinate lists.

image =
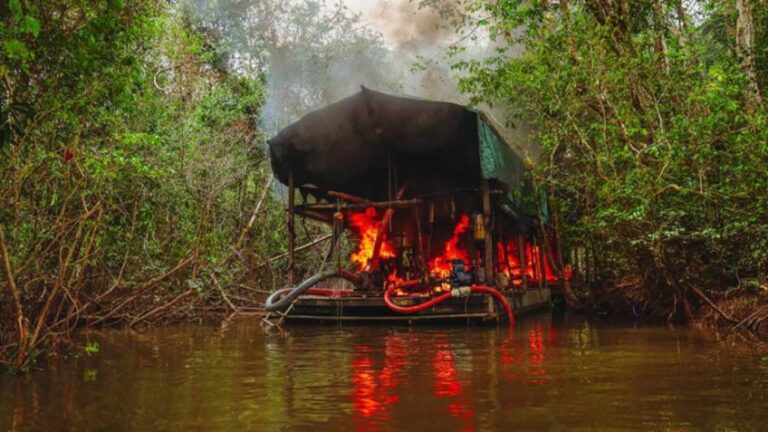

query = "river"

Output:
[[1, 314, 767, 431]]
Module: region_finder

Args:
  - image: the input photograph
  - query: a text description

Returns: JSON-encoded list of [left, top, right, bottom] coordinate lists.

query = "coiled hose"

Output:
[[264, 270, 362, 312]]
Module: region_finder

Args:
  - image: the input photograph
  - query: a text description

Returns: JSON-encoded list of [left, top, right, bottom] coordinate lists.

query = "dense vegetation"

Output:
[[0, 0, 396, 372], [0, 0, 290, 371], [448, 0, 767, 322]]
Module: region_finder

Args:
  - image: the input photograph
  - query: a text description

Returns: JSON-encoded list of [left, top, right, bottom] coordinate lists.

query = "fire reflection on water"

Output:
[[528, 324, 548, 385], [351, 336, 406, 431], [432, 343, 475, 432], [349, 324, 556, 432]]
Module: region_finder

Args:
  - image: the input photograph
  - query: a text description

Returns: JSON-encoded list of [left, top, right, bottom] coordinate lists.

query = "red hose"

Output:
[[385, 290, 452, 313], [470, 285, 515, 328], [383, 282, 514, 327], [273, 277, 515, 327]]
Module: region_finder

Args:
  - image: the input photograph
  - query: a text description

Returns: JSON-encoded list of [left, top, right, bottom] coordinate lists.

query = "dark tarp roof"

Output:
[[269, 87, 529, 205]]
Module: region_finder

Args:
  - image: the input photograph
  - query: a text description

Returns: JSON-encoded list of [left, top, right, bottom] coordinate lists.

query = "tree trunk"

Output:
[[0, 226, 28, 368], [735, 0, 763, 107], [534, 184, 582, 309], [559, 0, 577, 62], [652, 0, 670, 74]]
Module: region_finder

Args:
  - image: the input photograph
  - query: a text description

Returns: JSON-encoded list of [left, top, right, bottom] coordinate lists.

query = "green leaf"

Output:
[[84, 341, 100, 355], [22, 16, 41, 38], [9, 0, 23, 21], [3, 39, 29, 60]]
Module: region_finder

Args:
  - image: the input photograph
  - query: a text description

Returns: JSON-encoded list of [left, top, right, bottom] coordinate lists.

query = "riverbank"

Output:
[[586, 279, 768, 337], [4, 279, 768, 375]]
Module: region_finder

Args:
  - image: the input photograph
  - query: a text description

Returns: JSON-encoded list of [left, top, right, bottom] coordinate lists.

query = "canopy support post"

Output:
[[538, 240, 546, 294], [288, 171, 296, 286], [481, 180, 494, 284], [517, 234, 528, 291]]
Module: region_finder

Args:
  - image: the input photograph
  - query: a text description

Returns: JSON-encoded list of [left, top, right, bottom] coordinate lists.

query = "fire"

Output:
[[428, 215, 471, 279], [348, 207, 396, 271], [497, 240, 570, 284], [497, 241, 533, 285]]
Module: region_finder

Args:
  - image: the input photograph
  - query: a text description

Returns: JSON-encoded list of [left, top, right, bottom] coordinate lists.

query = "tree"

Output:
[[0, 1, 278, 370], [449, 0, 768, 321]]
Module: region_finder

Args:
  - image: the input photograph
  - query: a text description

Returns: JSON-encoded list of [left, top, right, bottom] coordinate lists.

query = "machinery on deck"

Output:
[[263, 88, 569, 325]]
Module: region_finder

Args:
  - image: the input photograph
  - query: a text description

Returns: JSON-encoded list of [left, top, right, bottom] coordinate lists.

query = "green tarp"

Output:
[[477, 113, 548, 223]]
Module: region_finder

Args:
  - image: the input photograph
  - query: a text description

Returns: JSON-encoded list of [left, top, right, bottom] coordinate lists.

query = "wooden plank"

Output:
[[297, 199, 421, 211], [285, 313, 494, 322]]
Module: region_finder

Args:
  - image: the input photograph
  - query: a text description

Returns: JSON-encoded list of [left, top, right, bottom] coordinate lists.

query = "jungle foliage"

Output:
[[449, 0, 768, 321], [1, 0, 394, 372], [0, 0, 286, 371]]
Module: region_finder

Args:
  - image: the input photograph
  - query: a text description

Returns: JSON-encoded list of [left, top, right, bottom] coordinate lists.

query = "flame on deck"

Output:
[[428, 215, 471, 279], [497, 241, 570, 284], [348, 207, 396, 271]]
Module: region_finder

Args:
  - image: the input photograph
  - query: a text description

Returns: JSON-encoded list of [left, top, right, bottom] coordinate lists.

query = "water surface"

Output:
[[2, 314, 767, 431]]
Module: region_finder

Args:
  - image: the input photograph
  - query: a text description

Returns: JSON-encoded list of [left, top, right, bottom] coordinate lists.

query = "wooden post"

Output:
[[556, 237, 567, 294], [517, 234, 528, 291], [287, 171, 296, 286], [413, 207, 426, 277], [481, 180, 493, 284], [537, 240, 545, 294]]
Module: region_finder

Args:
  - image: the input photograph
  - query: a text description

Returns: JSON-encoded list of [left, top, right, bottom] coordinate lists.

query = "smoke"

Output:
[[184, 0, 520, 141], [356, 0, 454, 51], [347, 0, 533, 153], [348, 0, 477, 102]]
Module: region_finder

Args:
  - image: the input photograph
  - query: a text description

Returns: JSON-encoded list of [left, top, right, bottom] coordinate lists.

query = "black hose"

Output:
[[264, 270, 362, 312]]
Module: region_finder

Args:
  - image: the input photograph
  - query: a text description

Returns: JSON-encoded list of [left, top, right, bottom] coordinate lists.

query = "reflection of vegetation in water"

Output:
[[83, 369, 98, 382], [569, 322, 599, 354]]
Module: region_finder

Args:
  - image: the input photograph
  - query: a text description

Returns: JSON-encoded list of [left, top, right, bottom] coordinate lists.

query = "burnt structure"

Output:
[[266, 88, 564, 323]]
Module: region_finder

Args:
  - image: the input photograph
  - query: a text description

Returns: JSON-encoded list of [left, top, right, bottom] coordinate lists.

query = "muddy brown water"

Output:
[[1, 314, 767, 432]]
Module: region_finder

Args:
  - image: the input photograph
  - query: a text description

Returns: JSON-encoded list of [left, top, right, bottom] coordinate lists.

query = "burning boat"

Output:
[[264, 87, 569, 324]]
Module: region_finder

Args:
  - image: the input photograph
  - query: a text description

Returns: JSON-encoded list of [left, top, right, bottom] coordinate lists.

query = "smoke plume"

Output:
[[185, 0, 517, 140]]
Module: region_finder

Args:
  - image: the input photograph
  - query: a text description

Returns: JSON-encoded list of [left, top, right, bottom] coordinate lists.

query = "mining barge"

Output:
[[264, 88, 569, 325]]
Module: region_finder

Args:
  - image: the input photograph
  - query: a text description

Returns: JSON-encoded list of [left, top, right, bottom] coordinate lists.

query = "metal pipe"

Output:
[[265, 270, 362, 312]]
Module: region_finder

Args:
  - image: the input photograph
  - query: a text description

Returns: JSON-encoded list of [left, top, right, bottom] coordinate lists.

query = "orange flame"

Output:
[[348, 207, 396, 272], [428, 215, 471, 279], [497, 240, 570, 285]]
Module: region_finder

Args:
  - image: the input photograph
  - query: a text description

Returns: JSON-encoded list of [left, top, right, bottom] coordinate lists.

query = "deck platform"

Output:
[[280, 287, 551, 323]]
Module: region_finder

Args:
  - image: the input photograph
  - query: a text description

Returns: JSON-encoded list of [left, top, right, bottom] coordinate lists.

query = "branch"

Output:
[[0, 225, 28, 367], [89, 255, 194, 326], [689, 285, 737, 324], [260, 233, 333, 266], [129, 289, 195, 327], [236, 174, 273, 250]]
